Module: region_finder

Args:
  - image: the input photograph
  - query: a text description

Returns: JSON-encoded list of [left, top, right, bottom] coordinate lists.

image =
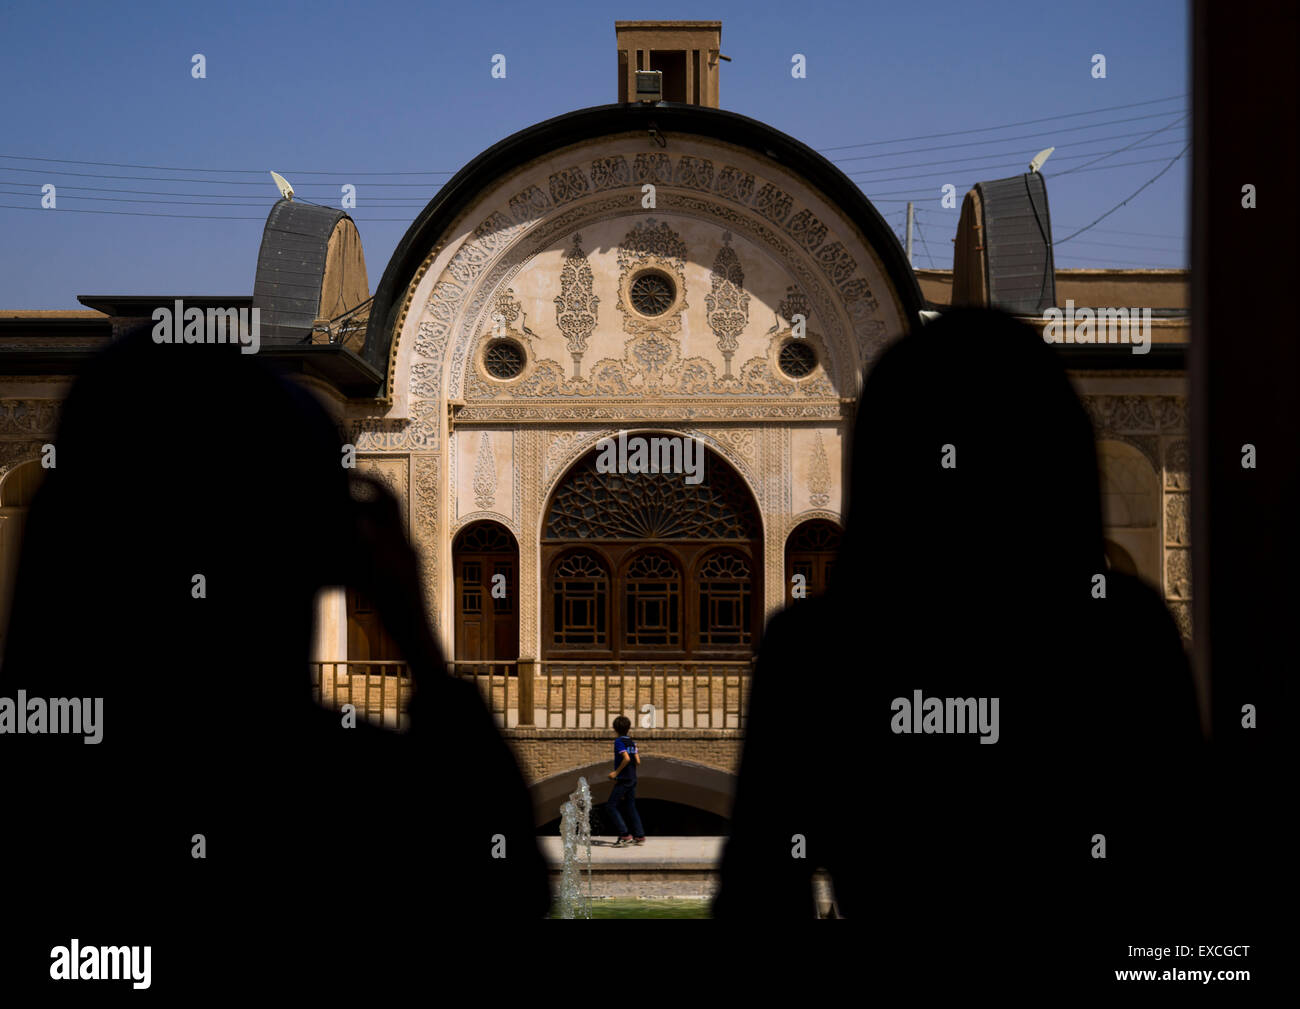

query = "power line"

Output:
[[0, 144, 1191, 230], [858, 152, 1194, 199], [1056, 113, 1189, 176], [1050, 225, 1186, 240], [1, 120, 1188, 191], [0, 154, 456, 176], [1052, 254, 1186, 268], [829, 109, 1187, 164], [0, 178, 441, 201], [912, 215, 936, 269], [845, 134, 1187, 180], [12, 148, 1195, 215], [816, 94, 1185, 152], [0, 97, 1188, 181], [0, 203, 266, 221], [0, 188, 434, 209], [0, 204, 419, 222], [914, 208, 1186, 242], [1055, 238, 1185, 253], [0, 105, 1193, 234], [1055, 143, 1191, 245], [0, 165, 448, 188]]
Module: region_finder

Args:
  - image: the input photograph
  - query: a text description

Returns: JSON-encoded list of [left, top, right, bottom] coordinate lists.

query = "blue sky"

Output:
[[0, 0, 1189, 308]]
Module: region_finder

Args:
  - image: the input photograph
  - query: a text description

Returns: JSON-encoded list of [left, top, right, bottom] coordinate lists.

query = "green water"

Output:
[[549, 898, 712, 919]]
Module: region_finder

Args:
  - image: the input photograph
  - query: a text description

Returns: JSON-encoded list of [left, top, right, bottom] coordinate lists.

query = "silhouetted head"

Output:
[[836, 307, 1104, 606], [3, 329, 350, 741]]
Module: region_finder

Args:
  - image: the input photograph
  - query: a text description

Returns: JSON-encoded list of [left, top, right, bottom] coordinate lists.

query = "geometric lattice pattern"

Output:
[[544, 448, 760, 540], [786, 518, 842, 553], [485, 340, 526, 379], [697, 548, 753, 646], [624, 549, 681, 647], [778, 340, 816, 378], [551, 549, 608, 646], [454, 520, 516, 553], [630, 272, 675, 316]]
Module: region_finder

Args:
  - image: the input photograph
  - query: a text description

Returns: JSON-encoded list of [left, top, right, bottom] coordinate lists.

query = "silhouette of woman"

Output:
[[715, 309, 1200, 954], [1, 329, 549, 988]]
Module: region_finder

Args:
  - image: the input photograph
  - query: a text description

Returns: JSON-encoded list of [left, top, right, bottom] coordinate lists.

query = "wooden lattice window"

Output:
[[778, 340, 816, 378], [460, 561, 482, 614], [787, 519, 842, 553], [630, 271, 675, 316], [544, 448, 759, 541], [623, 550, 681, 647], [697, 550, 752, 647], [484, 339, 525, 379], [552, 550, 608, 646], [492, 561, 514, 614], [455, 522, 516, 553]]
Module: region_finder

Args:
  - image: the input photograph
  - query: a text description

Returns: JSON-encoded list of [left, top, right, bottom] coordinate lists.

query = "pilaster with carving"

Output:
[[1162, 436, 1191, 640], [412, 454, 441, 638], [358, 455, 410, 529], [517, 427, 542, 660], [763, 426, 788, 621]]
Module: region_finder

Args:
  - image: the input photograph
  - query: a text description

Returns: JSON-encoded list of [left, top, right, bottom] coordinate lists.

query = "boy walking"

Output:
[[607, 716, 645, 847]]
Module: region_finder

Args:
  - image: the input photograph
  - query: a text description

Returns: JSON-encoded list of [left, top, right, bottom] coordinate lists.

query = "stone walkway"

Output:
[[539, 835, 723, 870]]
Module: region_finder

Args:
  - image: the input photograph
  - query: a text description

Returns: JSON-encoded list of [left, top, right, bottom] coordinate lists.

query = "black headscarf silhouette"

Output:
[[715, 309, 1201, 948], [1, 330, 549, 988]]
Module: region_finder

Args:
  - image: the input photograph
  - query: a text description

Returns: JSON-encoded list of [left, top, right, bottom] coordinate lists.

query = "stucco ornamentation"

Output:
[[473, 432, 497, 510], [706, 233, 749, 378], [554, 234, 598, 378], [808, 432, 831, 508]]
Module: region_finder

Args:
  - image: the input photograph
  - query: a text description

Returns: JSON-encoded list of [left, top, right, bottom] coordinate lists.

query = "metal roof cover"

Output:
[[252, 199, 349, 345], [974, 173, 1056, 315]]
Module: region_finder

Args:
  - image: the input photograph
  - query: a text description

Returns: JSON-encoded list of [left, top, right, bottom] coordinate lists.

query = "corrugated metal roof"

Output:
[[251, 199, 349, 345]]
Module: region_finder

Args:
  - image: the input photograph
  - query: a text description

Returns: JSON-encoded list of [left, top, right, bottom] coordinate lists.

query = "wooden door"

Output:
[[345, 587, 400, 665], [785, 520, 843, 604], [453, 522, 519, 670]]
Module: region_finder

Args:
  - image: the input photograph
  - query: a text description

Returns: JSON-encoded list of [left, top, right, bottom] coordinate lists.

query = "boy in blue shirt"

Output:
[[607, 715, 645, 847]]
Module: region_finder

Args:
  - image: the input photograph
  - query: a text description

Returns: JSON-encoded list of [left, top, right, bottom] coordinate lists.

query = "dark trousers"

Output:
[[606, 781, 644, 837]]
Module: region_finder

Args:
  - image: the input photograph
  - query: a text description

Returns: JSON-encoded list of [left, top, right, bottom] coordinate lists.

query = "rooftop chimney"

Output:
[[616, 21, 723, 107]]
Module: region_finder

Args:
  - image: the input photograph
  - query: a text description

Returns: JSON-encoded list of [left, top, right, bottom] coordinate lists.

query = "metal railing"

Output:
[[312, 658, 753, 731]]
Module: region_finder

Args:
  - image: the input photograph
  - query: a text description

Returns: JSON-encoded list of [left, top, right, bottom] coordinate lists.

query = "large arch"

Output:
[[529, 756, 736, 826], [344, 103, 922, 668], [1097, 439, 1161, 587], [368, 103, 924, 403], [539, 436, 763, 662]]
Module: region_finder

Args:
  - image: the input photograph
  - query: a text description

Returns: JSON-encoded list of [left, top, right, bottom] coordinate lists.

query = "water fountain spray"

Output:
[[556, 776, 594, 919]]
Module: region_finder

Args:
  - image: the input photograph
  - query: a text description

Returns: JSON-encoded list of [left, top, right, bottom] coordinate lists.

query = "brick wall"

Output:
[[503, 728, 743, 784]]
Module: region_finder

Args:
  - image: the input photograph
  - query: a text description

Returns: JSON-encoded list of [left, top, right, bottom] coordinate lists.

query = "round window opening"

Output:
[[484, 339, 526, 379], [778, 340, 817, 379], [630, 271, 676, 316]]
